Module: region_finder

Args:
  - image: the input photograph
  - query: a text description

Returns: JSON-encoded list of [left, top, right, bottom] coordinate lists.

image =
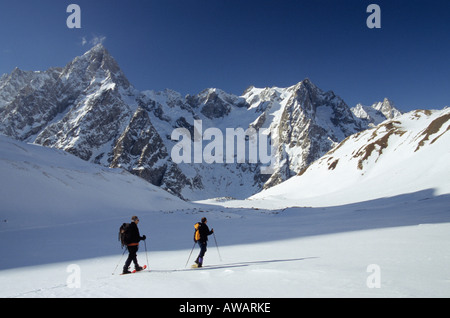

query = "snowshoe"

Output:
[[120, 265, 147, 275]]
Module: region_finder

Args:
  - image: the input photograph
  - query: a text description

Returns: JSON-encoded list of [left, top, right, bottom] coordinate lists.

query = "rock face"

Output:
[[242, 80, 366, 189], [0, 45, 401, 200]]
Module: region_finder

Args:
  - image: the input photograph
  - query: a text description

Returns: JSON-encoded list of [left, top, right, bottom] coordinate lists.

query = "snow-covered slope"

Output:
[[0, 134, 189, 231], [245, 108, 450, 208]]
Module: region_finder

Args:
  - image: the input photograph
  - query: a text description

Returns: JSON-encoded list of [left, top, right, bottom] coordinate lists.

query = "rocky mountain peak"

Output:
[[61, 44, 131, 90], [83, 44, 121, 74], [376, 98, 402, 119], [295, 77, 316, 91], [351, 98, 403, 127]]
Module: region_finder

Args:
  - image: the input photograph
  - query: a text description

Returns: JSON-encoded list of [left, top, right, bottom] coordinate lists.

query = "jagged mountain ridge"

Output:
[[0, 44, 402, 200]]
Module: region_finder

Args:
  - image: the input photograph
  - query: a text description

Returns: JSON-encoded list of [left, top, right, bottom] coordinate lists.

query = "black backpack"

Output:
[[119, 223, 131, 248]]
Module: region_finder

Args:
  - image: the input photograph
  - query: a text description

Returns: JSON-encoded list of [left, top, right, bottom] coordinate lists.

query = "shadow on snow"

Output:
[[0, 188, 449, 270], [149, 257, 319, 273]]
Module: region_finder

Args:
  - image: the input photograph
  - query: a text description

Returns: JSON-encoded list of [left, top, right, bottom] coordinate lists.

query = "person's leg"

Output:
[[123, 246, 134, 273], [196, 242, 207, 267], [123, 245, 139, 272], [131, 245, 139, 268], [131, 245, 143, 270]]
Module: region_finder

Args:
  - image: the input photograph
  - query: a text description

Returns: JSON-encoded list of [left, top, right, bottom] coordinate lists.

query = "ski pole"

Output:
[[112, 247, 127, 275], [213, 232, 222, 262], [144, 239, 150, 268], [185, 242, 196, 268]]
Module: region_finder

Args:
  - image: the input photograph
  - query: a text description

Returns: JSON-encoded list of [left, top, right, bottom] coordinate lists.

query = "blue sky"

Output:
[[0, 0, 449, 112]]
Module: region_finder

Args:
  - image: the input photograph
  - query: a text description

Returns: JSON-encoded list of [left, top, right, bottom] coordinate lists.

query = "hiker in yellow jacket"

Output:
[[193, 217, 214, 268]]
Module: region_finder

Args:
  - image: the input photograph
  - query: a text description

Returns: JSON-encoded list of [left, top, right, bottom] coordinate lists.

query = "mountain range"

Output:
[[247, 107, 450, 208], [0, 44, 415, 200]]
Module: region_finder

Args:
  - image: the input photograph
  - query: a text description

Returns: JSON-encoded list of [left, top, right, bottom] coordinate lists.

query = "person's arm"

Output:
[[136, 225, 146, 241]]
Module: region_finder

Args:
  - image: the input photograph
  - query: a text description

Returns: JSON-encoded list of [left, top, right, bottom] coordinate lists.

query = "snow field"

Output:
[[1, 197, 449, 298]]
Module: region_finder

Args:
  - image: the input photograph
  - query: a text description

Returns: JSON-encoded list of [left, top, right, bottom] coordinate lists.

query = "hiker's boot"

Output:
[[135, 265, 144, 272]]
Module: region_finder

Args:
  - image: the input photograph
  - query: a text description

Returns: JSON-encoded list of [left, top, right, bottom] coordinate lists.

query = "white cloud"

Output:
[[81, 35, 106, 46], [90, 35, 106, 46]]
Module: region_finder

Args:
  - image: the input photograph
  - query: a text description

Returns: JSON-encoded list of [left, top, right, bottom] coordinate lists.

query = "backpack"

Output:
[[119, 223, 131, 248], [193, 222, 201, 242]]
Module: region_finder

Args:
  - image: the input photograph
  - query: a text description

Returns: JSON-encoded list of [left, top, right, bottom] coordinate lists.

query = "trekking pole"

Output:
[[112, 247, 127, 275], [213, 232, 222, 262], [185, 242, 196, 268], [144, 239, 150, 268]]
